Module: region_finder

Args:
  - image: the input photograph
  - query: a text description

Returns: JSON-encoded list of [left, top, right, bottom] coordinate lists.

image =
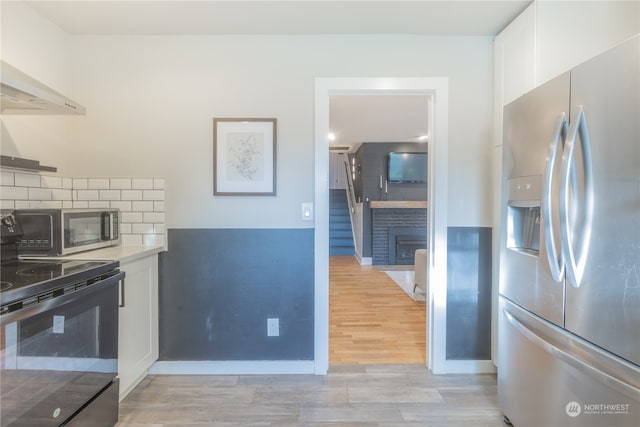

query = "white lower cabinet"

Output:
[[117, 254, 159, 400]]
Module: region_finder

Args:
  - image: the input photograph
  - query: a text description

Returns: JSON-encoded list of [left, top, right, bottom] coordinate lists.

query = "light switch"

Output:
[[301, 202, 314, 221]]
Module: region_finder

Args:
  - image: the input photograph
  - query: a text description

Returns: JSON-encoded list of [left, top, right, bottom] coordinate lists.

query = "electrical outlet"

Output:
[[267, 318, 279, 337]]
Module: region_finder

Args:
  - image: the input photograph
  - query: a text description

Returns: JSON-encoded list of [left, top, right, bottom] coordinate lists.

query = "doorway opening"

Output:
[[327, 94, 429, 365], [314, 77, 450, 375]]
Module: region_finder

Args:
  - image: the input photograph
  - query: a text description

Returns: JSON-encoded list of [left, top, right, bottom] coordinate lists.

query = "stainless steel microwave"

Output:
[[13, 209, 120, 256]]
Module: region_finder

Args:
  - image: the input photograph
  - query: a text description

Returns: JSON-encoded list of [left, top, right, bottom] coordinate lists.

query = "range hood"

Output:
[[0, 60, 86, 115]]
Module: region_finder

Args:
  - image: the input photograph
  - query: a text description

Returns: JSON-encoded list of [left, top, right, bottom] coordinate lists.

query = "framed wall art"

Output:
[[213, 118, 277, 196]]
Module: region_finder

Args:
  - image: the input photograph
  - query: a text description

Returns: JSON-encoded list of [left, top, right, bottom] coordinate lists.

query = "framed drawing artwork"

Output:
[[213, 118, 277, 196]]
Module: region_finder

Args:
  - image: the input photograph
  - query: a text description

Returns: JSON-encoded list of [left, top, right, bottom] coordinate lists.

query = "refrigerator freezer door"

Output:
[[500, 72, 570, 326], [498, 296, 640, 427], [564, 36, 640, 366]]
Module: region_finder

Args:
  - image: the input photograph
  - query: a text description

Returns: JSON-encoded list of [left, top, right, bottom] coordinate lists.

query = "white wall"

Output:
[[2, 3, 495, 230], [0, 1, 77, 171]]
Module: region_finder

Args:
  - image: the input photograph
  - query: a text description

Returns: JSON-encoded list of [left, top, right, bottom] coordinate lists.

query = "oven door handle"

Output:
[[0, 271, 125, 324], [119, 277, 126, 308]]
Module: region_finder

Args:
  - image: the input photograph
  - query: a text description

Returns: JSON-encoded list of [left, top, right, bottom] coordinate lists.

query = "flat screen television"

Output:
[[388, 152, 427, 183]]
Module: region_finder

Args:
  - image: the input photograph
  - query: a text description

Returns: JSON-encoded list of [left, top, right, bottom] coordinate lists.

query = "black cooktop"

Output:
[[0, 259, 118, 308]]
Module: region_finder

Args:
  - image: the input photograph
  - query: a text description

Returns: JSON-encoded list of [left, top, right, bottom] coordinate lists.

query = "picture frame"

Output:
[[213, 118, 277, 196]]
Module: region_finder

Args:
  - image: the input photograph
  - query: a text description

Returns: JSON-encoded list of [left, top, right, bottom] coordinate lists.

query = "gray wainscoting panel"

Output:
[[446, 227, 492, 360], [159, 228, 314, 361]]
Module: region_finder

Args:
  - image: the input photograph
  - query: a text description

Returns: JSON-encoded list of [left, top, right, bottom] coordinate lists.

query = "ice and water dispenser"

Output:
[[506, 176, 542, 255]]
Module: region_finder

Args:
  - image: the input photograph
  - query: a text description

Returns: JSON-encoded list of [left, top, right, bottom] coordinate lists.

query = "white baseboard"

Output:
[[148, 360, 315, 375], [357, 256, 372, 265]]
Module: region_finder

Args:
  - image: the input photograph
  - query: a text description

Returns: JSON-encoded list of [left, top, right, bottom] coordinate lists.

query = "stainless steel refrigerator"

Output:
[[498, 35, 640, 427]]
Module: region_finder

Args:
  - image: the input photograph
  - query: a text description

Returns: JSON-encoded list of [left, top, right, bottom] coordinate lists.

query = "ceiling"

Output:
[[23, 1, 531, 150], [27, 1, 531, 36], [330, 95, 430, 149]]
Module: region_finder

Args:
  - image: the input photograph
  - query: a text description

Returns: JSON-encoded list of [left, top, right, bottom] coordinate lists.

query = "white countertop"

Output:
[[25, 245, 165, 264]]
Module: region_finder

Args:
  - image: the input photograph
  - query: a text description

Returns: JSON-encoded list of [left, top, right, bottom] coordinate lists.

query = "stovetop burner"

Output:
[[1, 281, 12, 291], [16, 262, 61, 277]]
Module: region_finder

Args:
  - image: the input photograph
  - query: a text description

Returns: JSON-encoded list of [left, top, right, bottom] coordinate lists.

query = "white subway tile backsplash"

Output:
[[122, 234, 143, 246], [109, 178, 132, 190], [41, 176, 62, 188], [132, 223, 154, 235], [132, 178, 154, 190], [110, 201, 132, 211], [1, 171, 15, 186], [15, 201, 30, 209], [132, 201, 153, 212], [73, 178, 88, 189], [119, 223, 132, 234], [1, 186, 28, 200], [88, 178, 110, 189], [121, 190, 143, 201], [143, 190, 164, 201], [89, 201, 111, 208], [122, 212, 143, 223], [76, 190, 99, 201], [144, 212, 165, 223], [4, 175, 165, 248], [28, 188, 52, 200], [37, 201, 63, 209], [15, 173, 41, 188], [72, 201, 89, 208], [99, 190, 121, 201], [52, 189, 73, 201], [0, 200, 15, 210]]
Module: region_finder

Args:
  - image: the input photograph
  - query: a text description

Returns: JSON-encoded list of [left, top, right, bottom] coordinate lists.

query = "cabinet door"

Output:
[[118, 255, 159, 400], [496, 3, 536, 106]]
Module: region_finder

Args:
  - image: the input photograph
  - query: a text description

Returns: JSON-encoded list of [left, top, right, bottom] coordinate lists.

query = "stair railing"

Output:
[[341, 154, 363, 259], [342, 156, 356, 214]]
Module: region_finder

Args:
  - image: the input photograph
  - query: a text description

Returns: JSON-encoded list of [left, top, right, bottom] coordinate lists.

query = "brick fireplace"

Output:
[[388, 227, 427, 265], [371, 206, 427, 265]]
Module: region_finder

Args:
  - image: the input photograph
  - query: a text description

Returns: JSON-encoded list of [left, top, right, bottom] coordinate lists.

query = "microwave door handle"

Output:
[[560, 106, 594, 288], [543, 113, 567, 282], [101, 212, 111, 240]]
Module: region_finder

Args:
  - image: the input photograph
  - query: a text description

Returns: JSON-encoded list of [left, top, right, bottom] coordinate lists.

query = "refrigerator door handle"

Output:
[[503, 307, 640, 399], [542, 113, 567, 282], [559, 105, 594, 287]]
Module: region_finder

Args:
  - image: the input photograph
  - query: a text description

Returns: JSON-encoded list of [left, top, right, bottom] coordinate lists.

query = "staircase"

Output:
[[329, 189, 355, 256]]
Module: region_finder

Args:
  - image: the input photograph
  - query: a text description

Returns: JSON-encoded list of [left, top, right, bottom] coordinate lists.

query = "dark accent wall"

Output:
[[352, 142, 428, 257], [446, 227, 492, 360], [158, 228, 314, 361]]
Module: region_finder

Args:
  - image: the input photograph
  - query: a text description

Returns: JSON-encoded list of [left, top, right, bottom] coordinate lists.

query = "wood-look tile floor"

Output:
[[329, 256, 426, 364], [117, 364, 503, 426]]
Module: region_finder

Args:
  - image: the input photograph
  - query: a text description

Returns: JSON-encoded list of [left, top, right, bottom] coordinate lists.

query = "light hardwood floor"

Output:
[[117, 364, 503, 426], [329, 255, 426, 364]]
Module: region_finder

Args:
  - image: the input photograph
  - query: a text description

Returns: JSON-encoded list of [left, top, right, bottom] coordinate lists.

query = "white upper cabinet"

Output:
[[493, 0, 639, 146], [494, 4, 537, 108], [536, 0, 640, 86]]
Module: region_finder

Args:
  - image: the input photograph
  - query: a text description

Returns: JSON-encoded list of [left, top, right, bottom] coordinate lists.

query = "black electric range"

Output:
[[1, 212, 122, 427], [0, 212, 119, 311], [0, 258, 119, 311]]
